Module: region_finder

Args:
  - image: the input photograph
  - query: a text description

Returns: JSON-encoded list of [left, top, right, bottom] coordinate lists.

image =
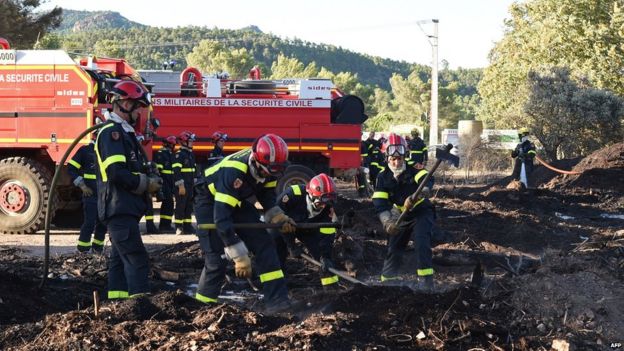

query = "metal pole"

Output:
[[429, 19, 439, 148]]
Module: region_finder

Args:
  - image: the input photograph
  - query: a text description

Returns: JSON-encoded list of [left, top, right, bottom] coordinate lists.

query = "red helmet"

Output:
[[178, 131, 196, 143], [211, 131, 228, 143], [382, 133, 408, 157], [108, 80, 150, 107], [252, 134, 289, 176], [306, 173, 337, 204], [163, 135, 177, 146]]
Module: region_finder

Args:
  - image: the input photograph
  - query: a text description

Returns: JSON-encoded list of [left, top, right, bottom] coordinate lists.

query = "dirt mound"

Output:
[[547, 142, 624, 193]]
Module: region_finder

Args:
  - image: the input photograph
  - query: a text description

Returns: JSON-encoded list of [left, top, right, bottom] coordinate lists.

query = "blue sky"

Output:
[[42, 0, 520, 69]]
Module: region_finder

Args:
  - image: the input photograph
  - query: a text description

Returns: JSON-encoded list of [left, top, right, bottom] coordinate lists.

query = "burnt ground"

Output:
[[1, 143, 623, 350]]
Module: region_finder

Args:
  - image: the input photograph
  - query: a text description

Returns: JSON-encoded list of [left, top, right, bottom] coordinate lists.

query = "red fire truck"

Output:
[[0, 38, 153, 234], [140, 67, 366, 191]]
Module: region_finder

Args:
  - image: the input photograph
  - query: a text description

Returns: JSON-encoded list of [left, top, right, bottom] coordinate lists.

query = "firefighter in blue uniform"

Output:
[[372, 133, 436, 292], [193, 133, 295, 312], [96, 80, 162, 299], [150, 135, 177, 232], [368, 136, 386, 187], [173, 131, 197, 235], [511, 127, 536, 188], [206, 131, 227, 167], [68, 131, 107, 253], [407, 128, 428, 168], [273, 173, 340, 288]]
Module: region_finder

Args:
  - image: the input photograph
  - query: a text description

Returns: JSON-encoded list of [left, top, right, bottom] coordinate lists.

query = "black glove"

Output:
[[287, 243, 303, 258], [319, 256, 334, 273]]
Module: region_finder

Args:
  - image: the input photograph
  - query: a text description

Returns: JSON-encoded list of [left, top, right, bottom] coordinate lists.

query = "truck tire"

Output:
[[0, 157, 58, 234], [276, 165, 316, 194]]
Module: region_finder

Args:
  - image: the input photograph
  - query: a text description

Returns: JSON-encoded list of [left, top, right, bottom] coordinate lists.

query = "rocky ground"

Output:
[[1, 143, 623, 350]]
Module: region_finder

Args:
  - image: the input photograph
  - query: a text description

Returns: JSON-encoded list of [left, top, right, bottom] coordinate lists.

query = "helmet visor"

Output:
[[386, 144, 407, 157], [313, 192, 337, 205], [259, 161, 289, 177]]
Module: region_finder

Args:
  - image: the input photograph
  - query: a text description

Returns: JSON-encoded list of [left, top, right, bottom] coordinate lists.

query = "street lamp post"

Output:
[[417, 19, 439, 147]]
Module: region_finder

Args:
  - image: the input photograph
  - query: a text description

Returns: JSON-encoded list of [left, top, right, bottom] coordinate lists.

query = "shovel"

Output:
[[395, 144, 459, 227], [299, 253, 369, 286]]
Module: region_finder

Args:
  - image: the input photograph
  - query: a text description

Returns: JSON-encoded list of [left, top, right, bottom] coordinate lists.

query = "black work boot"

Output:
[[145, 221, 160, 234], [159, 221, 175, 233], [264, 298, 292, 314], [418, 276, 435, 293], [183, 224, 196, 234]]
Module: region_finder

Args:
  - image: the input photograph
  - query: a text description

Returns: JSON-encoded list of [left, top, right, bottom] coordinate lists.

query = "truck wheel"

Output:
[[276, 165, 316, 194], [0, 157, 57, 234]]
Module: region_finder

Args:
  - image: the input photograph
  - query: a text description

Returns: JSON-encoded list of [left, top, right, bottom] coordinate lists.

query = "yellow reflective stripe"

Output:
[[414, 169, 428, 184], [417, 268, 434, 276], [527, 150, 536, 155], [145, 215, 154, 220], [174, 219, 183, 224], [77, 240, 91, 247], [321, 275, 339, 286], [394, 204, 405, 212], [259, 269, 285, 283], [172, 163, 182, 168], [161, 170, 173, 174], [107, 290, 129, 299], [394, 198, 424, 212], [183, 219, 193, 223], [291, 185, 302, 195], [181, 168, 195, 172], [264, 180, 277, 188], [361, 153, 368, 157], [156, 164, 164, 169], [410, 150, 424, 154], [195, 293, 218, 303], [221, 160, 248, 173], [215, 192, 241, 207], [320, 227, 336, 234], [208, 183, 216, 195], [372, 191, 389, 199], [423, 146, 428, 151], [160, 215, 173, 220], [102, 155, 127, 173], [68, 159, 81, 169], [83, 173, 96, 179], [92, 238, 105, 246], [380, 275, 399, 282]]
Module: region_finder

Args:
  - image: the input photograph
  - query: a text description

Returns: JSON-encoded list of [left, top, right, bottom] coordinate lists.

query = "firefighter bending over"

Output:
[[173, 131, 197, 235], [193, 134, 294, 313], [96, 80, 162, 299], [372, 133, 436, 292], [68, 128, 107, 253], [273, 173, 341, 289]]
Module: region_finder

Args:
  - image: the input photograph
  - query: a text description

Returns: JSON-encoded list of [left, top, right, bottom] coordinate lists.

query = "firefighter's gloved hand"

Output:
[[379, 210, 400, 236], [78, 182, 94, 197], [224, 242, 252, 278], [320, 256, 334, 273], [178, 184, 186, 196], [421, 186, 432, 198], [147, 176, 163, 194], [268, 210, 297, 234]]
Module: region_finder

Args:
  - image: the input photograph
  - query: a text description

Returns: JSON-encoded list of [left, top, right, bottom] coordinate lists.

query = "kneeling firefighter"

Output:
[[273, 173, 341, 288]]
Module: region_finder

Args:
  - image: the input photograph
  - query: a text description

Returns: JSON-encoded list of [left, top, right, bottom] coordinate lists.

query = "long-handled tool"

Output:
[[395, 144, 459, 227], [300, 253, 369, 286], [198, 222, 341, 230]]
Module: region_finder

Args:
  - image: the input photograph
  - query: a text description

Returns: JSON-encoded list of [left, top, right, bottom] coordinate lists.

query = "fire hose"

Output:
[[40, 121, 113, 289], [534, 155, 581, 175]]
